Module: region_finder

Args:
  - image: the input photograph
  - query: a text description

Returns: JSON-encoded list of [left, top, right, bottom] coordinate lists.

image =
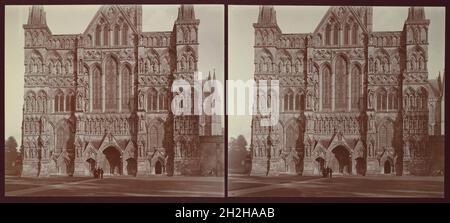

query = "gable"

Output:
[[83, 5, 140, 36], [99, 132, 122, 152], [314, 6, 369, 36], [123, 140, 136, 160], [83, 142, 98, 160]]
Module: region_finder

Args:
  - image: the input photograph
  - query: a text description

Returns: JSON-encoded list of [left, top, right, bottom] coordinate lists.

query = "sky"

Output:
[[4, 5, 224, 146], [228, 6, 446, 142]]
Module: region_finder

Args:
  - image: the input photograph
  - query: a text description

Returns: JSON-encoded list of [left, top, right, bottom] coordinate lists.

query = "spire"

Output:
[[213, 69, 216, 80], [177, 4, 196, 21], [257, 6, 277, 25], [407, 7, 426, 21], [207, 71, 211, 80], [27, 5, 47, 26]]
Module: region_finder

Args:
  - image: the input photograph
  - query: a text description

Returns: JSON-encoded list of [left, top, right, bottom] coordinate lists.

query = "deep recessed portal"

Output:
[[86, 158, 96, 176], [384, 161, 392, 174], [330, 146, 351, 174], [315, 157, 325, 174], [103, 147, 122, 175], [155, 160, 163, 175]]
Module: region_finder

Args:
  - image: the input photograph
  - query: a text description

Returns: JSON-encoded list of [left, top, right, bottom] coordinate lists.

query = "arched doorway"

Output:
[[126, 158, 137, 176], [330, 146, 351, 174], [384, 161, 392, 174], [155, 160, 163, 175], [315, 157, 325, 175], [103, 147, 122, 175], [86, 158, 96, 176]]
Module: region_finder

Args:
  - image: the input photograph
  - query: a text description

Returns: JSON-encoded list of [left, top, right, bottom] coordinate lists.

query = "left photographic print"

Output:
[[4, 4, 225, 197]]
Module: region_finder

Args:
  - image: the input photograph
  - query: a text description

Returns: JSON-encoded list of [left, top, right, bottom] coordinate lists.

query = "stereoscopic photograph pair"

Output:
[[3, 4, 445, 199]]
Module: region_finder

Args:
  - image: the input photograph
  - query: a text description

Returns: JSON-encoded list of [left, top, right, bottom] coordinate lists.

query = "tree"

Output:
[[228, 135, 249, 173], [5, 136, 18, 171], [235, 135, 247, 148]]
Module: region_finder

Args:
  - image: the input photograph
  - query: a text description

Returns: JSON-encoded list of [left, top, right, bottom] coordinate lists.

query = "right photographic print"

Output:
[[228, 5, 445, 197]]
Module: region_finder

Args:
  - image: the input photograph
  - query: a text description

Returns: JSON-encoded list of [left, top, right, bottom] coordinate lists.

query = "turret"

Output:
[[253, 6, 280, 75], [23, 5, 51, 49]]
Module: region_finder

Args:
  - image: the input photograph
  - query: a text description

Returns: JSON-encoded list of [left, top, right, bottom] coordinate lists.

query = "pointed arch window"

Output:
[[92, 66, 102, 110], [388, 90, 398, 110], [26, 92, 36, 113], [335, 56, 348, 111], [148, 88, 158, 111], [148, 124, 164, 149], [377, 88, 387, 111], [122, 24, 129, 45], [417, 88, 428, 110], [54, 91, 64, 112], [95, 25, 102, 46], [351, 65, 361, 110], [322, 66, 332, 110], [378, 122, 393, 150], [344, 24, 350, 45], [333, 24, 340, 45], [295, 93, 304, 110], [159, 89, 168, 110], [352, 24, 359, 45], [55, 123, 69, 154], [121, 66, 132, 110], [103, 25, 109, 46], [105, 58, 119, 110], [114, 25, 120, 46], [65, 91, 74, 112], [325, 25, 331, 45], [283, 90, 294, 111], [288, 92, 293, 110]]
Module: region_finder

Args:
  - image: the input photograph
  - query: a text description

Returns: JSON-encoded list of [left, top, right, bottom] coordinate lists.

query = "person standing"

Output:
[[100, 168, 104, 179], [322, 167, 327, 178], [328, 167, 333, 179]]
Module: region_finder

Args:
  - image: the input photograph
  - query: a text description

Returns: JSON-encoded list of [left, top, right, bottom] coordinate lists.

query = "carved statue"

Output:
[[183, 29, 189, 43], [368, 91, 374, 108], [138, 91, 144, 109]]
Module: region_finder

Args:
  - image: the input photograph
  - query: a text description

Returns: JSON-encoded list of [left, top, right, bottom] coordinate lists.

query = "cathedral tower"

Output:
[[172, 5, 202, 175], [402, 7, 430, 175]]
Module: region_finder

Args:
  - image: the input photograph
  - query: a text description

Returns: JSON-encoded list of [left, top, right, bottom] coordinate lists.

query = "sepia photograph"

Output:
[[228, 5, 445, 197], [4, 4, 225, 197]]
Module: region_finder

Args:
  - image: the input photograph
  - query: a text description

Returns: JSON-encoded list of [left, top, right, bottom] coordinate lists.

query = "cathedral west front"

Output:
[[21, 5, 223, 177], [250, 6, 444, 176]]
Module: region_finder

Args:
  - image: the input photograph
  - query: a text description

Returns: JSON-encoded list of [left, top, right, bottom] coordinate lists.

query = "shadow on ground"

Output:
[[229, 175, 444, 197], [5, 175, 224, 197]]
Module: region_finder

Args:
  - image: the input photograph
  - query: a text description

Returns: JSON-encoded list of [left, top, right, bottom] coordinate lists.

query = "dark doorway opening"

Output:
[[384, 161, 392, 174], [331, 146, 351, 174], [103, 147, 122, 175], [86, 158, 96, 176], [315, 157, 325, 175], [155, 160, 163, 174]]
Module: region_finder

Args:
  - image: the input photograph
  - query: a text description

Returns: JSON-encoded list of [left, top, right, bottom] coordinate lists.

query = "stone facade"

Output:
[[21, 5, 222, 177], [250, 6, 444, 176]]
